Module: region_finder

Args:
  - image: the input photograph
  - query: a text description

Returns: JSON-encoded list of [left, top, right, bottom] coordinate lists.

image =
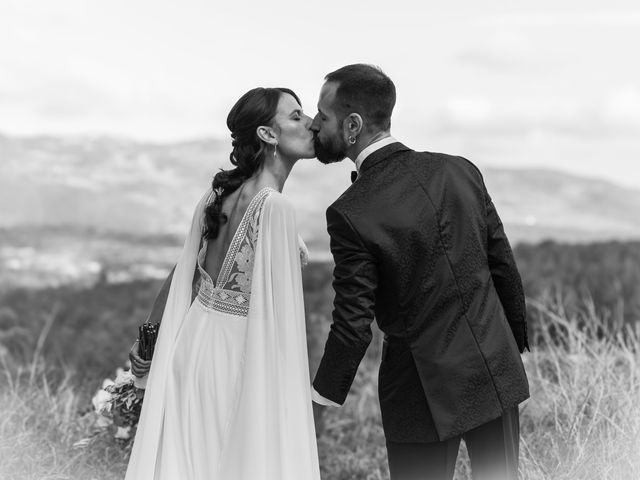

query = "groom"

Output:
[[310, 64, 530, 480]]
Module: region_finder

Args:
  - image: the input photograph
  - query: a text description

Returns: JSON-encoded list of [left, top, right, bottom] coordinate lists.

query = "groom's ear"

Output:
[[344, 113, 363, 137], [256, 126, 277, 146]]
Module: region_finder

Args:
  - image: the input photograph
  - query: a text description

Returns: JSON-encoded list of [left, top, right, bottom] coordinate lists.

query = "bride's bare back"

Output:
[[202, 184, 264, 283]]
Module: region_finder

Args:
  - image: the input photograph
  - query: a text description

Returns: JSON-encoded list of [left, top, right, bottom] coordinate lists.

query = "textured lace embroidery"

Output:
[[196, 187, 273, 316], [231, 244, 254, 293], [227, 197, 261, 293]]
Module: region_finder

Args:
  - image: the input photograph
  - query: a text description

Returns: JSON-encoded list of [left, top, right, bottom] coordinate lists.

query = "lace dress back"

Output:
[[195, 187, 274, 317]]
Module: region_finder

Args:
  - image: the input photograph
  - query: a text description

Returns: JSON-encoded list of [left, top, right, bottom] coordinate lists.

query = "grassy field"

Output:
[[1, 295, 638, 480]]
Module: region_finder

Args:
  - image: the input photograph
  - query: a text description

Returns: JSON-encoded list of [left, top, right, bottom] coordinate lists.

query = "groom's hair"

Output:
[[325, 64, 396, 131]]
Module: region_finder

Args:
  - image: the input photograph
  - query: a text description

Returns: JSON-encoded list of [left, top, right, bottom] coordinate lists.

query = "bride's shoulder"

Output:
[[263, 190, 295, 214]]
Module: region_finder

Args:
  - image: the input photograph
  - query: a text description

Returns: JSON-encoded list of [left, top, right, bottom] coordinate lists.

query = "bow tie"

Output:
[[351, 171, 358, 183]]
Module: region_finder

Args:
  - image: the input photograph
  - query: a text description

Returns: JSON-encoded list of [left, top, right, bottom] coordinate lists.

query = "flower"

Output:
[[92, 388, 113, 415], [91, 367, 146, 443], [114, 368, 134, 386], [234, 272, 252, 293], [115, 426, 132, 440], [234, 245, 254, 273]]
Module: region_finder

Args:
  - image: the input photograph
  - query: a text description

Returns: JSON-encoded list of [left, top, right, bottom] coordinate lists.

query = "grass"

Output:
[[518, 299, 640, 479], [1, 299, 639, 480]]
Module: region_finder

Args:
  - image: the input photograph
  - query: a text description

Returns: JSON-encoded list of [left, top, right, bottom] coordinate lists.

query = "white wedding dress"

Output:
[[125, 187, 320, 480]]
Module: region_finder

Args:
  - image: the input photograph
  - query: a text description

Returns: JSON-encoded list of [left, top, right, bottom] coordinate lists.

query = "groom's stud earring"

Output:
[[348, 136, 356, 145]]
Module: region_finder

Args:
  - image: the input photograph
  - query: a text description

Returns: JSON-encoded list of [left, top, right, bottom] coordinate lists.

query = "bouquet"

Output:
[[92, 368, 144, 441], [89, 323, 159, 441]]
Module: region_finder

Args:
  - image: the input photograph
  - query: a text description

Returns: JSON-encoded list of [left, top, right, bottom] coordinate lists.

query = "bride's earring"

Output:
[[273, 143, 278, 158]]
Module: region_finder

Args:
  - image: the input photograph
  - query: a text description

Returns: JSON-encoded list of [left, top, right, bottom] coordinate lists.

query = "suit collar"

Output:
[[358, 142, 411, 174], [355, 136, 398, 171]]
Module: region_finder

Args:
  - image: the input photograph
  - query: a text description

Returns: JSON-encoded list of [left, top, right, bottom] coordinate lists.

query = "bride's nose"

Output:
[[303, 114, 313, 128]]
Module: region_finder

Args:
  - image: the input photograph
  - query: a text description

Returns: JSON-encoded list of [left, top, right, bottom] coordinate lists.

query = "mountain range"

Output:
[[2, 132, 640, 258]]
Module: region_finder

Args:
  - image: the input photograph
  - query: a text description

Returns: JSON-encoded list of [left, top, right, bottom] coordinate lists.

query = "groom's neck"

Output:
[[347, 130, 392, 162]]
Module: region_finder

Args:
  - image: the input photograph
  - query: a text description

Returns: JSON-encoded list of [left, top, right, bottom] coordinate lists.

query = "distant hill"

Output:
[[481, 167, 640, 244], [2, 133, 640, 256]]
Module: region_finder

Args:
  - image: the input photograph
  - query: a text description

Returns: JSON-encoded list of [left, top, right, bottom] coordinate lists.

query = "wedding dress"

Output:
[[125, 187, 320, 480]]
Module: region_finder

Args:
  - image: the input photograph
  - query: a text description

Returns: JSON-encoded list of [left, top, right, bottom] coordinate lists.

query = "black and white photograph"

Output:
[[1, 1, 639, 479]]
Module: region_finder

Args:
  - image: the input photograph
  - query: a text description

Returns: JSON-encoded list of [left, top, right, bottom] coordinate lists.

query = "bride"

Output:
[[124, 87, 321, 479]]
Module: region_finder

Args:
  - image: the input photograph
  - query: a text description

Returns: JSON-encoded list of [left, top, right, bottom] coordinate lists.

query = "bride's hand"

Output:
[[129, 340, 151, 377]]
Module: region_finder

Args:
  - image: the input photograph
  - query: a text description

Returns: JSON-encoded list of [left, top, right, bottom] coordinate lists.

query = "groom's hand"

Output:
[[312, 401, 327, 437], [129, 340, 151, 377]]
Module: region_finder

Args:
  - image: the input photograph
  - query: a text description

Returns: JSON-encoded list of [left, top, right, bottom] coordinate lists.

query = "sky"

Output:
[[1, 0, 640, 188]]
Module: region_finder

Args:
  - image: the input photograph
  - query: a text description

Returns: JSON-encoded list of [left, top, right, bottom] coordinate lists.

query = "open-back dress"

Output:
[[125, 187, 320, 480]]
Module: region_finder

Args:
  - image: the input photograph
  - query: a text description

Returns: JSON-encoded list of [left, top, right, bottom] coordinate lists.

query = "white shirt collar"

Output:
[[354, 136, 397, 171]]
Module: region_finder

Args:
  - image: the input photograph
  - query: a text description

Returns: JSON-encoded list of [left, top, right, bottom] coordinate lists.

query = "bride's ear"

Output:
[[256, 126, 278, 146]]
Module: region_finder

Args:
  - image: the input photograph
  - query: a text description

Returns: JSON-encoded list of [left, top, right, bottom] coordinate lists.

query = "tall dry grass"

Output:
[[518, 298, 640, 480], [0, 311, 128, 480], [0, 300, 638, 480]]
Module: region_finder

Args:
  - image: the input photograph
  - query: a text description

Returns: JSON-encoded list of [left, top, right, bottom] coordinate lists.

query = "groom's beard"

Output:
[[314, 135, 346, 165]]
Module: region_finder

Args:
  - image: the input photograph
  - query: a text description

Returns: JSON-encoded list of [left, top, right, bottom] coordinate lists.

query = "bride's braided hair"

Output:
[[203, 87, 300, 240]]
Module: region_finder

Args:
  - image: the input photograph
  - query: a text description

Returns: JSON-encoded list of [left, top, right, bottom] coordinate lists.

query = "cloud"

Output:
[[482, 11, 640, 28], [428, 90, 640, 140], [454, 30, 556, 72], [603, 87, 640, 126]]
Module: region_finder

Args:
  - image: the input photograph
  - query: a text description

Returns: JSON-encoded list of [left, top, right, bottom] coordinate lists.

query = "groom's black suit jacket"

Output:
[[313, 142, 530, 442]]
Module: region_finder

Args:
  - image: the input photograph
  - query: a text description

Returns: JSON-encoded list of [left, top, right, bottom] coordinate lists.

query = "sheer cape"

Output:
[[125, 188, 320, 479]]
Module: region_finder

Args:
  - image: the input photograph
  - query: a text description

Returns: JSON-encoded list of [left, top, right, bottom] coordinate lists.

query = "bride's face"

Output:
[[272, 93, 315, 160]]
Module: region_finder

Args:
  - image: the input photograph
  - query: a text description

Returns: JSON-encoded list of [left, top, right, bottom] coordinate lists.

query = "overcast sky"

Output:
[[1, 0, 639, 187]]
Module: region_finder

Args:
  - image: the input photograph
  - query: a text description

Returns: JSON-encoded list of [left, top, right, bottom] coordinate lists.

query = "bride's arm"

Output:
[[147, 265, 175, 325], [129, 265, 174, 376], [129, 260, 202, 376]]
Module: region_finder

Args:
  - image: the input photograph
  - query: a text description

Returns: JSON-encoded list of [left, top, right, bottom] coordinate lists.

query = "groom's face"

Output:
[[311, 81, 348, 164]]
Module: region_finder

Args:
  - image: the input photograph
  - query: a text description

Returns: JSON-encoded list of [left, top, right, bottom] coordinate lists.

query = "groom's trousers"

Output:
[[385, 406, 520, 480]]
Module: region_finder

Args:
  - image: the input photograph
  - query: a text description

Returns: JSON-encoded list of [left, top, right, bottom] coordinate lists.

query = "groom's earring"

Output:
[[348, 136, 356, 145]]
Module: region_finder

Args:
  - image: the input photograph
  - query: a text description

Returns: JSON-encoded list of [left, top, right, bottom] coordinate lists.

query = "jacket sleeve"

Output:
[[312, 205, 378, 404], [484, 186, 530, 352]]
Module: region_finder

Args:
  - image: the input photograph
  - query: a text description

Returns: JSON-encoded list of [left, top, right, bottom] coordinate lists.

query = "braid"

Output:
[[202, 168, 245, 240]]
